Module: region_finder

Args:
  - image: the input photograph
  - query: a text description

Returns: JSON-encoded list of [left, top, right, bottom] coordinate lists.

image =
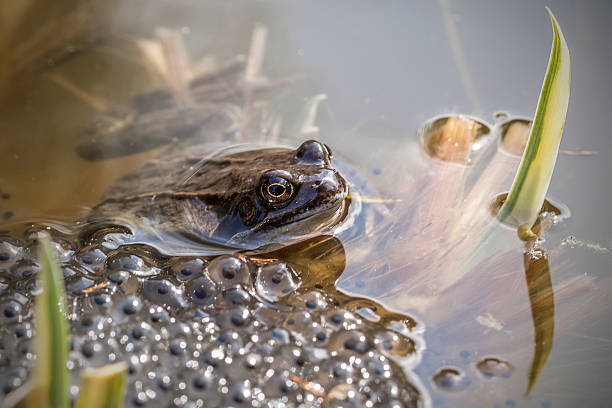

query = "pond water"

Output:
[[1, 1, 611, 407]]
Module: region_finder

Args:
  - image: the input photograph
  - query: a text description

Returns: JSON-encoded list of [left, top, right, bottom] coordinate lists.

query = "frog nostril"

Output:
[[317, 177, 339, 194]]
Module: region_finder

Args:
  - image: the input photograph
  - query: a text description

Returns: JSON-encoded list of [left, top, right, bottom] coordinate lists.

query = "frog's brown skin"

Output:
[[87, 140, 349, 249]]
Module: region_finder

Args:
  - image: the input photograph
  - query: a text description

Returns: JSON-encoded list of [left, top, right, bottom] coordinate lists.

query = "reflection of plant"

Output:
[[350, 8, 573, 399], [498, 8, 571, 236], [4, 236, 126, 408], [497, 12, 571, 392]]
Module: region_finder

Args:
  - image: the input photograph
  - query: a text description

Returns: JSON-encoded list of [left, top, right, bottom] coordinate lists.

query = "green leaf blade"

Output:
[[34, 237, 70, 408], [498, 8, 571, 229], [75, 362, 128, 408]]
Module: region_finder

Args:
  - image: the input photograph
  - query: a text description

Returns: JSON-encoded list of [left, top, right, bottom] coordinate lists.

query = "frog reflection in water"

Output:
[[87, 140, 350, 249]]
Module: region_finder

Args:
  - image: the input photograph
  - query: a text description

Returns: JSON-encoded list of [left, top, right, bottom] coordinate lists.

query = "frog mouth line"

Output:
[[230, 191, 349, 241]]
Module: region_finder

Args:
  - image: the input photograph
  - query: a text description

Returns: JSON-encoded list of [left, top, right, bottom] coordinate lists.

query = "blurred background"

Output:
[[1, 1, 611, 407]]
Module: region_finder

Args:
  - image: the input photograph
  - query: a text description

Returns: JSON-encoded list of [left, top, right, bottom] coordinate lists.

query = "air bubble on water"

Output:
[[432, 367, 470, 391], [476, 357, 514, 379], [494, 111, 510, 121]]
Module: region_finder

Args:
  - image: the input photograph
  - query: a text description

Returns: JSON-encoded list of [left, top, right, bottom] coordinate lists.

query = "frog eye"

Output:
[[260, 175, 295, 206]]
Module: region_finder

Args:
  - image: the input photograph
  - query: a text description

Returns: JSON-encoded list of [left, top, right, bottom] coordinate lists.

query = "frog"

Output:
[[85, 139, 351, 250], [75, 32, 370, 252]]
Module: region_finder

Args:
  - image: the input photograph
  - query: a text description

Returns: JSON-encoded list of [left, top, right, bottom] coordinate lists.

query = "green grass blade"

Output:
[[5, 236, 73, 408], [498, 8, 571, 230], [75, 362, 128, 408], [36, 237, 70, 408]]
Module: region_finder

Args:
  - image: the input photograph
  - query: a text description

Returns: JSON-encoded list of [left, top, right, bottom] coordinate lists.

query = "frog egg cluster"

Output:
[[0, 226, 422, 407]]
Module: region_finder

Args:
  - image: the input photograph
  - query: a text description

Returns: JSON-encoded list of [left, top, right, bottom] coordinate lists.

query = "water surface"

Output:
[[1, 1, 611, 407]]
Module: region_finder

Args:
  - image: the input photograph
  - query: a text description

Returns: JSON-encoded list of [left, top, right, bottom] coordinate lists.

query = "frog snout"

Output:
[[295, 140, 332, 166], [313, 171, 346, 197]]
